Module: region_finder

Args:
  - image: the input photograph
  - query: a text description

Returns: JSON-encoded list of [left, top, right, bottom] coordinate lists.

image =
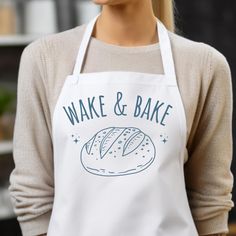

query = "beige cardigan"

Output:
[[8, 23, 234, 236]]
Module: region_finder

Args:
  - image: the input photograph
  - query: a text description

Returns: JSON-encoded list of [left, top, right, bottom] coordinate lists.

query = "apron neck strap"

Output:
[[73, 13, 177, 86]]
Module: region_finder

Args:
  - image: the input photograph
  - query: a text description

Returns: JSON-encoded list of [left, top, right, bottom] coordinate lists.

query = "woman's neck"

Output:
[[92, 0, 158, 46]]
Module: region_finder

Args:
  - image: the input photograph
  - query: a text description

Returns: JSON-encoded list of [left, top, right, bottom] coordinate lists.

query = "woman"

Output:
[[8, 0, 234, 235]]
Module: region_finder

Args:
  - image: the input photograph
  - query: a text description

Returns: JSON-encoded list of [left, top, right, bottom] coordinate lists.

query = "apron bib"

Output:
[[48, 13, 199, 236]]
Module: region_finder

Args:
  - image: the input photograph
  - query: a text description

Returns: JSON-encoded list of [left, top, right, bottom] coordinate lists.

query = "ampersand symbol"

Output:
[[114, 92, 127, 116]]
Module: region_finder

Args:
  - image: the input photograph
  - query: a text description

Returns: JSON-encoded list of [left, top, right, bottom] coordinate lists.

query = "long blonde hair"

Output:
[[152, 0, 175, 32]]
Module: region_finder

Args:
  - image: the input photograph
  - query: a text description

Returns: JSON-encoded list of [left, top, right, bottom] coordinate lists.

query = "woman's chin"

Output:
[[92, 0, 128, 6], [92, 0, 113, 5]]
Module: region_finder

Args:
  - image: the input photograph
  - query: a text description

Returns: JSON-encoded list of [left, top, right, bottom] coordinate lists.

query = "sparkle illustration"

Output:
[[160, 134, 168, 144], [71, 134, 80, 144], [74, 138, 79, 143]]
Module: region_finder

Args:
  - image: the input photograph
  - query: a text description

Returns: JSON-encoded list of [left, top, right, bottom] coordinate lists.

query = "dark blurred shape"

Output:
[[56, 0, 76, 31], [0, 217, 21, 236]]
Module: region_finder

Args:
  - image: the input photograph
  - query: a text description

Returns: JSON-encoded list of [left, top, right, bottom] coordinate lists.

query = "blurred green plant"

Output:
[[0, 87, 16, 116]]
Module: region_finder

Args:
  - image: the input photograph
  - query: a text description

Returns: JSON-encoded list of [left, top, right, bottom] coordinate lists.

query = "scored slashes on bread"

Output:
[[80, 127, 156, 176]]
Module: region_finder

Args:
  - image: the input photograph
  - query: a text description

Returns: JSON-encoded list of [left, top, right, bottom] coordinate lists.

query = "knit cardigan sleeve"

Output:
[[8, 39, 53, 236], [184, 45, 234, 235]]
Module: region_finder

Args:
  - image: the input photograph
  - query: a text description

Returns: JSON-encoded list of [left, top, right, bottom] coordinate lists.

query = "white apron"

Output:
[[48, 13, 199, 236]]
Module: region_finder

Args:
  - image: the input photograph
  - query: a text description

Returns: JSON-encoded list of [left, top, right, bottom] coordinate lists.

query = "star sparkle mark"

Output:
[[160, 134, 168, 144], [74, 138, 79, 143], [71, 134, 80, 144]]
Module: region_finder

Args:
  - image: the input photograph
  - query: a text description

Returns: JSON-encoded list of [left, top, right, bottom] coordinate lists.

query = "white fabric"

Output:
[[48, 12, 199, 236]]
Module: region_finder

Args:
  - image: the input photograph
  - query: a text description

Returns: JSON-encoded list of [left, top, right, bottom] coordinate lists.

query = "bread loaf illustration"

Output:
[[80, 127, 156, 176]]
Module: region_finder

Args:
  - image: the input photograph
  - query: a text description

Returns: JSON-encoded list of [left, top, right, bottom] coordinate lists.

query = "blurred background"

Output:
[[0, 0, 235, 235]]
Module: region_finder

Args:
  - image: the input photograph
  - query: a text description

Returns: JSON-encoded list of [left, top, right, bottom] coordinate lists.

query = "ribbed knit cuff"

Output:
[[19, 210, 51, 236], [195, 212, 229, 235]]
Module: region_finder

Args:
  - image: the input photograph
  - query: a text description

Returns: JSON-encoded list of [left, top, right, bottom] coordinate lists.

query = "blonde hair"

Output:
[[152, 0, 175, 32]]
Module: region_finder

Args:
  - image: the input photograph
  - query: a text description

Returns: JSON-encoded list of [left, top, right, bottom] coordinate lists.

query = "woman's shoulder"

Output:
[[168, 30, 230, 79], [21, 23, 87, 62]]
